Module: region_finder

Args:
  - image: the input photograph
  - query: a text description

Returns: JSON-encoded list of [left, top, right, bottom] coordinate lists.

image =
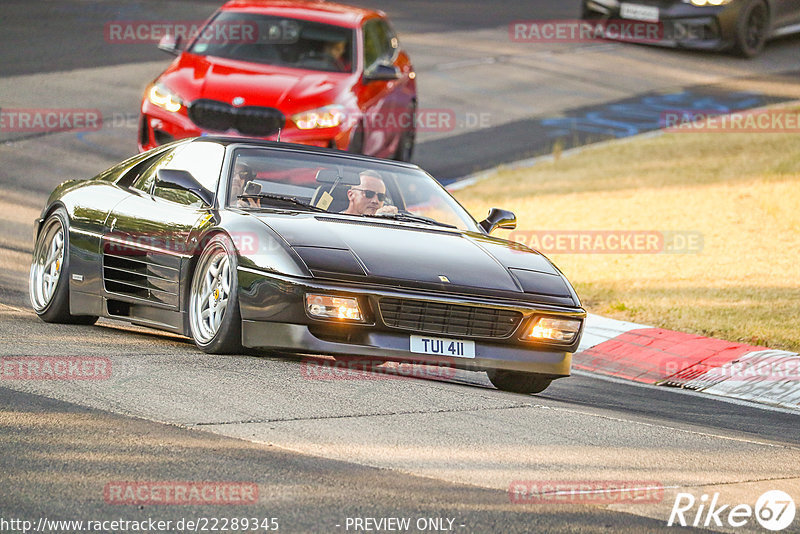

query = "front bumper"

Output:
[[138, 101, 351, 152], [583, 1, 739, 51], [242, 321, 572, 375], [237, 268, 584, 376]]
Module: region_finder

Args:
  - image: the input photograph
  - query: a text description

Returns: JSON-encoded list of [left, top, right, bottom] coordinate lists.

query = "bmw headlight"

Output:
[[522, 317, 582, 344], [292, 105, 346, 129], [148, 83, 183, 113]]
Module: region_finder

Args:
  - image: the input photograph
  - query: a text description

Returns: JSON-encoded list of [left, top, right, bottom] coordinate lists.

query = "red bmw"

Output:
[[138, 0, 417, 161]]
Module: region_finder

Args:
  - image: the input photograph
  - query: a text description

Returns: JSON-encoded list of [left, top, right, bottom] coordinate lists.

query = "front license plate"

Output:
[[620, 3, 659, 22], [410, 335, 476, 358]]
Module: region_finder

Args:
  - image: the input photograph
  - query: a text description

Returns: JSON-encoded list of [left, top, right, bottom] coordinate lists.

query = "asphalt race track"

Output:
[[2, 1, 800, 532]]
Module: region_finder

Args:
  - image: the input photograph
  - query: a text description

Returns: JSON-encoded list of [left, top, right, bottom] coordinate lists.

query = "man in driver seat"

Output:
[[322, 39, 350, 71], [342, 170, 398, 216]]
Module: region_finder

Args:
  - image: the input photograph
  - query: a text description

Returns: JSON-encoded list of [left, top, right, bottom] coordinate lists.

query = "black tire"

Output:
[[348, 122, 364, 155], [188, 234, 242, 354], [29, 207, 98, 325], [393, 104, 416, 162], [733, 0, 769, 58], [393, 127, 415, 162], [486, 369, 553, 394]]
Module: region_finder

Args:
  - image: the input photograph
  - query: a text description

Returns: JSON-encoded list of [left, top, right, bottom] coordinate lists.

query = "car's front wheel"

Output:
[[189, 234, 242, 354], [486, 369, 553, 394], [734, 0, 769, 58], [29, 207, 98, 325]]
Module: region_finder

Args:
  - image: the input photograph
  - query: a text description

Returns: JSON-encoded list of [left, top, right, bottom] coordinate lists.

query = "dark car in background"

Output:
[[30, 138, 585, 395], [139, 0, 417, 161], [582, 0, 800, 57]]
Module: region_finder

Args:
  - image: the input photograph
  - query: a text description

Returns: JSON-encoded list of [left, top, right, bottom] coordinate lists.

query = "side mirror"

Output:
[[479, 208, 517, 234], [155, 169, 213, 206], [158, 33, 183, 56], [364, 63, 401, 82]]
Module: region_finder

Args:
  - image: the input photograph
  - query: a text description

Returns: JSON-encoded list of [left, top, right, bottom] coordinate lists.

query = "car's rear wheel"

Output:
[[486, 369, 553, 394], [29, 207, 98, 325], [393, 104, 416, 162], [189, 234, 242, 354], [734, 0, 769, 58]]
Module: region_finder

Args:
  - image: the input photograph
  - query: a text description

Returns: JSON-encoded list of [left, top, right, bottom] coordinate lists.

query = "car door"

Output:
[[359, 17, 403, 157], [68, 147, 177, 314], [101, 142, 224, 328]]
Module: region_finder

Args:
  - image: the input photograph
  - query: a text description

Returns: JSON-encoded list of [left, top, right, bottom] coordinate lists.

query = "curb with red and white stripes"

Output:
[[449, 101, 800, 412], [575, 314, 800, 411]]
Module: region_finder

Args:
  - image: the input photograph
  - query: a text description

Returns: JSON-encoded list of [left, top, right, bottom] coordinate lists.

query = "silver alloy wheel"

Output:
[[190, 242, 232, 345], [29, 217, 65, 312]]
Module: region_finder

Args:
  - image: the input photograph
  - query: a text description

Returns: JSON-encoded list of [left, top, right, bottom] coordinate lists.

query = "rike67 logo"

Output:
[[668, 490, 795, 531]]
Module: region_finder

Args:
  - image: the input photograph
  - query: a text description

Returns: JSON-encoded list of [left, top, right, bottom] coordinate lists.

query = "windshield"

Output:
[[188, 12, 355, 73], [227, 148, 479, 232]]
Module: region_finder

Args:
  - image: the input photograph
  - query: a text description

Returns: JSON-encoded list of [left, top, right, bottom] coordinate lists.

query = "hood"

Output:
[[259, 214, 578, 305], [160, 53, 351, 113]]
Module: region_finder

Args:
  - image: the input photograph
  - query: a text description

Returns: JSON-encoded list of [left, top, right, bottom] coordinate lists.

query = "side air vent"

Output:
[[102, 239, 181, 308]]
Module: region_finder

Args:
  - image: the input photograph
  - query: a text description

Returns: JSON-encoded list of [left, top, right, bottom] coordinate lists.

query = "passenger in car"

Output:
[[232, 162, 261, 208]]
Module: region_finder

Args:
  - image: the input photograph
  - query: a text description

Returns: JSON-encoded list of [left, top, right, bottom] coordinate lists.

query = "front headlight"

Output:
[[292, 105, 346, 129], [305, 294, 364, 322], [148, 83, 183, 113], [522, 317, 582, 344], [684, 0, 732, 6]]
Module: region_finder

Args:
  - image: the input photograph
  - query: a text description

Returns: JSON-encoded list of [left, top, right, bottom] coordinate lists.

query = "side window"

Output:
[[130, 150, 176, 194], [363, 19, 396, 70], [380, 20, 399, 58], [160, 141, 224, 191], [363, 20, 382, 70], [149, 142, 225, 207], [97, 150, 154, 183]]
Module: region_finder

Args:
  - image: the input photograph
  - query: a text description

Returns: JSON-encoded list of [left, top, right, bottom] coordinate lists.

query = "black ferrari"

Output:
[[582, 0, 800, 57], [30, 138, 585, 394]]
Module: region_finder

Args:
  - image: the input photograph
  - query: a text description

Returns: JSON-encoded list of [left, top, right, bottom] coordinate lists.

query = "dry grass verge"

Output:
[[455, 127, 800, 351]]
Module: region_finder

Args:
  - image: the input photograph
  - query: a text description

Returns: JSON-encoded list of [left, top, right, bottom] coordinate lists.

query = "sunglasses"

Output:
[[351, 188, 387, 202], [236, 170, 254, 180]]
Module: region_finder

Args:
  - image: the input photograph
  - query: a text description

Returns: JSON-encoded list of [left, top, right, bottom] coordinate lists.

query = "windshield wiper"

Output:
[[237, 193, 328, 212], [374, 212, 457, 229]]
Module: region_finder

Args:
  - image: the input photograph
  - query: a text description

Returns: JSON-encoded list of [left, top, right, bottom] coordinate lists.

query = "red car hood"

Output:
[[158, 53, 352, 114]]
